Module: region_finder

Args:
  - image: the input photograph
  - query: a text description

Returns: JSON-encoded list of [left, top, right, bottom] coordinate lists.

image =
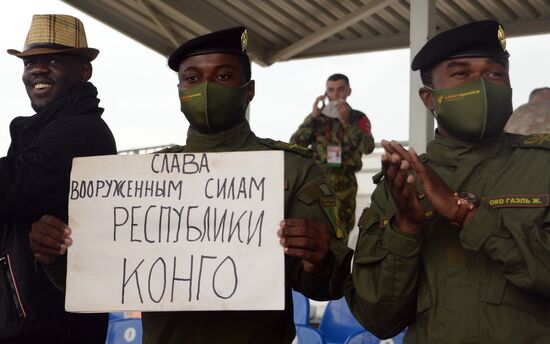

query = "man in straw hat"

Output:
[[1, 14, 116, 343], [345, 20, 550, 342], [28, 26, 352, 343]]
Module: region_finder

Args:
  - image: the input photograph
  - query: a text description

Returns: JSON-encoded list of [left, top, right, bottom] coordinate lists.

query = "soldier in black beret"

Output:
[[145, 27, 351, 343], [346, 20, 550, 342]]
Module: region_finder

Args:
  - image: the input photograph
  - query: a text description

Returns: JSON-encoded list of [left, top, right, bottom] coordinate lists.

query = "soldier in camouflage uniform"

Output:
[[290, 74, 375, 238], [345, 21, 550, 343]]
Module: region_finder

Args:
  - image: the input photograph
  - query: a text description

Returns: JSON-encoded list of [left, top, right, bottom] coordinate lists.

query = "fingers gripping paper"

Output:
[[65, 151, 284, 312]]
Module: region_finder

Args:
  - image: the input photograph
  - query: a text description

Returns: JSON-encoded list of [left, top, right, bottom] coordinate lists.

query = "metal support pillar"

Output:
[[408, 0, 436, 153]]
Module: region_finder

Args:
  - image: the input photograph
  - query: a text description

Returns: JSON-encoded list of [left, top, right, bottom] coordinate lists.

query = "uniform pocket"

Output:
[[481, 264, 550, 327], [416, 283, 433, 314], [443, 279, 479, 340]]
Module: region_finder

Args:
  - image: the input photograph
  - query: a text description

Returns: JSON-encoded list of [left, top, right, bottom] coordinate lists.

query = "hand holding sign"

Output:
[[278, 219, 331, 277], [29, 215, 72, 264]]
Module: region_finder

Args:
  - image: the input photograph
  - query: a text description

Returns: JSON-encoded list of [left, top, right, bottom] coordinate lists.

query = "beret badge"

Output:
[[241, 29, 248, 52], [497, 25, 506, 51]]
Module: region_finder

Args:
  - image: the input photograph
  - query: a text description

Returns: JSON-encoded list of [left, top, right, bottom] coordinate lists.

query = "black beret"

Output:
[[168, 26, 248, 71], [411, 20, 509, 71]]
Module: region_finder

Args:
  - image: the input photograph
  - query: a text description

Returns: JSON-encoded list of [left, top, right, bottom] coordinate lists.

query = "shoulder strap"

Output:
[[258, 138, 312, 157], [512, 134, 550, 151], [155, 145, 185, 153]]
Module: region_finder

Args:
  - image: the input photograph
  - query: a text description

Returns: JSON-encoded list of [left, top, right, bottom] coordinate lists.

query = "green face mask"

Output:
[[178, 81, 249, 134], [431, 79, 513, 141]]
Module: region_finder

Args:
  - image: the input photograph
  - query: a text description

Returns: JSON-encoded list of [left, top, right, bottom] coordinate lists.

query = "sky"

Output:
[[1, 0, 549, 154]]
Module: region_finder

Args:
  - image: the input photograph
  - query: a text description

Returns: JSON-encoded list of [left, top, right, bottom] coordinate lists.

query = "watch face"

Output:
[[458, 191, 480, 206]]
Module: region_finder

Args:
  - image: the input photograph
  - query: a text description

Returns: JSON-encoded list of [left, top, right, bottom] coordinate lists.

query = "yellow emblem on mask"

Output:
[[497, 25, 506, 51], [241, 29, 248, 51]]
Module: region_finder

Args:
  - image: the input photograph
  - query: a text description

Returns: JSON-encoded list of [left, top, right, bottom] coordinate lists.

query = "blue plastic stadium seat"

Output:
[[295, 324, 326, 344], [292, 289, 310, 325], [106, 318, 143, 344], [344, 330, 380, 344], [387, 329, 406, 344], [108, 312, 126, 321], [319, 297, 366, 344], [345, 329, 408, 344]]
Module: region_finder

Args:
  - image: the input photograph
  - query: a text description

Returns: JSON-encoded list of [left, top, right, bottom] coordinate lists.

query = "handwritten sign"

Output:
[[65, 151, 284, 312]]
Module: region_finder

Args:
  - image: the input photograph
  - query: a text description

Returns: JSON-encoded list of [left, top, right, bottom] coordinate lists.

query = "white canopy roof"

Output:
[[63, 0, 550, 66]]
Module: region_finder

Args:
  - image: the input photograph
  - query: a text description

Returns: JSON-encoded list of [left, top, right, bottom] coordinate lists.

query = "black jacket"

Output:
[[0, 82, 116, 343]]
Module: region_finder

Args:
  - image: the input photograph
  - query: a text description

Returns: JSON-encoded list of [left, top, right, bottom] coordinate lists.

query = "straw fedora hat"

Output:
[[7, 14, 99, 61]]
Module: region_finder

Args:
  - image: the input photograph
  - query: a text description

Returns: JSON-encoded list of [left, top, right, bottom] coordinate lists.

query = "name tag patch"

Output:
[[483, 194, 549, 208]]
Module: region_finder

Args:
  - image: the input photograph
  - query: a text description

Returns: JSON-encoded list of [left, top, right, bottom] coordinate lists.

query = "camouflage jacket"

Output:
[[290, 109, 375, 172]]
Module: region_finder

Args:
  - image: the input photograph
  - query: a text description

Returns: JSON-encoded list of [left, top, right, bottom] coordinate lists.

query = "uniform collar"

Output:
[[185, 120, 257, 152], [426, 132, 506, 166]]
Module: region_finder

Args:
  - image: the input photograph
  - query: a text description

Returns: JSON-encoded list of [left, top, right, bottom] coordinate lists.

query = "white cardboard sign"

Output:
[[65, 151, 284, 312]]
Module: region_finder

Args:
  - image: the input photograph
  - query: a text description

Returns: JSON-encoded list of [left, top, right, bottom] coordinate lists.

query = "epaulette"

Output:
[[155, 145, 185, 153], [258, 138, 312, 157], [299, 182, 333, 204], [372, 152, 429, 184], [512, 134, 550, 151]]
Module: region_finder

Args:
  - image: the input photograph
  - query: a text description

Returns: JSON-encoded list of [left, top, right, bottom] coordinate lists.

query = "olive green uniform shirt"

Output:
[[345, 133, 550, 343], [142, 121, 352, 344]]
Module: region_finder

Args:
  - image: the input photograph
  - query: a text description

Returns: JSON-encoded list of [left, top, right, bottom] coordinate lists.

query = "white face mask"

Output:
[[321, 100, 342, 118]]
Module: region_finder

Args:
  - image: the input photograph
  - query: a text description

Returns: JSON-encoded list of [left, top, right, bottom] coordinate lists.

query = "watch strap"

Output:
[[450, 192, 477, 228]]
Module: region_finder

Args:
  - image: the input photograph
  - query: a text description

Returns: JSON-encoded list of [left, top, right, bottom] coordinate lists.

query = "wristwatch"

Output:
[[450, 191, 480, 228]]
